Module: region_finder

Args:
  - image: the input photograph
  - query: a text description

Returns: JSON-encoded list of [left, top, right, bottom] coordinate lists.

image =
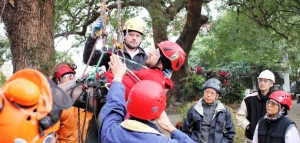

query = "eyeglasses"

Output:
[[204, 90, 217, 97], [62, 73, 75, 79], [266, 100, 279, 106]]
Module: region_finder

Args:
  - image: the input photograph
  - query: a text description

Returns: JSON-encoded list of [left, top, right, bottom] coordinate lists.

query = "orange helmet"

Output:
[[0, 69, 72, 143], [269, 90, 292, 110], [127, 80, 166, 120], [158, 41, 186, 71], [52, 62, 77, 83]]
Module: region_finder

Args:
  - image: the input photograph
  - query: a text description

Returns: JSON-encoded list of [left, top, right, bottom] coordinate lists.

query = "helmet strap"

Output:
[[150, 56, 163, 70]]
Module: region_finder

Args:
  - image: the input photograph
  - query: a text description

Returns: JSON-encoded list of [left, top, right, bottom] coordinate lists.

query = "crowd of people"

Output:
[[0, 16, 300, 143]]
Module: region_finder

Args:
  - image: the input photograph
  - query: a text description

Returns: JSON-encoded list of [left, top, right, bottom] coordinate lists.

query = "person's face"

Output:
[[59, 73, 75, 84], [203, 88, 219, 104], [258, 78, 273, 91], [124, 31, 142, 49], [146, 48, 161, 67], [266, 99, 280, 115]]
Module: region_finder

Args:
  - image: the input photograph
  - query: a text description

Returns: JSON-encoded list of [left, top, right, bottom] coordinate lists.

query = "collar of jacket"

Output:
[[123, 46, 147, 55], [194, 98, 226, 117], [120, 120, 165, 136]]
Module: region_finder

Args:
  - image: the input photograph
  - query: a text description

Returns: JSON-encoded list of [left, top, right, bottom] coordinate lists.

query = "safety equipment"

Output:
[[0, 69, 72, 143], [52, 62, 77, 83], [269, 90, 292, 110], [127, 80, 166, 120], [203, 78, 222, 95], [158, 41, 186, 71], [122, 17, 145, 35], [91, 18, 103, 37], [258, 70, 275, 83]]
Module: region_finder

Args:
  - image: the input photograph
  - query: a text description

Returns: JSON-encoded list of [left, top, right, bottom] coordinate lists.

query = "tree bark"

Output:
[[168, 0, 209, 101], [1, 0, 56, 75]]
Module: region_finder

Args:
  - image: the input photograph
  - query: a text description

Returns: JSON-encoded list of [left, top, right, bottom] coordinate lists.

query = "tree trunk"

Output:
[[1, 0, 56, 75], [173, 0, 208, 101]]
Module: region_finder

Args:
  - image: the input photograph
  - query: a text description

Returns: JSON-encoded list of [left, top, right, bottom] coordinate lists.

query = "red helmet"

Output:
[[52, 62, 77, 83], [127, 80, 166, 120], [269, 90, 292, 110], [157, 41, 186, 71]]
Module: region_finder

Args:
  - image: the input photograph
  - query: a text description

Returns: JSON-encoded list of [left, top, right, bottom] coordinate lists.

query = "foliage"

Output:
[[189, 5, 300, 91], [0, 35, 11, 67], [55, 50, 74, 63], [178, 74, 205, 103], [222, 0, 300, 82], [221, 79, 246, 104], [179, 66, 247, 104], [0, 71, 6, 87], [195, 10, 283, 70]]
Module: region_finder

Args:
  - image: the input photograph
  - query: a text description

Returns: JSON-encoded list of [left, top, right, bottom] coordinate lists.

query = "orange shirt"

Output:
[[56, 107, 93, 143]]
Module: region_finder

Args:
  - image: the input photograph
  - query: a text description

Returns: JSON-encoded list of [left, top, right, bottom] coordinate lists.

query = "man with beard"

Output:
[[83, 17, 147, 71], [236, 70, 275, 143], [83, 17, 148, 143]]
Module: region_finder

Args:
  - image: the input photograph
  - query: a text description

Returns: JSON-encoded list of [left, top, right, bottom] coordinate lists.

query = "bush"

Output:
[[178, 74, 205, 103], [0, 71, 6, 87], [221, 80, 246, 104]]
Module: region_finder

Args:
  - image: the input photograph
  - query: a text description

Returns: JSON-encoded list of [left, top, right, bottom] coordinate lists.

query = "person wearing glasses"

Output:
[[252, 90, 300, 143], [181, 78, 235, 143], [236, 70, 275, 143], [51, 62, 93, 143], [0, 69, 72, 143]]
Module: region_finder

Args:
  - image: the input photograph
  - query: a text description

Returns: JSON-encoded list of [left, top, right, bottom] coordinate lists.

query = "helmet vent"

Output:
[[152, 106, 158, 113]]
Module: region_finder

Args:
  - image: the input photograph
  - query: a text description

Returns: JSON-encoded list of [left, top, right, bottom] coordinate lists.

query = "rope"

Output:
[[118, 56, 148, 68], [82, 1, 108, 77], [116, 0, 123, 48]]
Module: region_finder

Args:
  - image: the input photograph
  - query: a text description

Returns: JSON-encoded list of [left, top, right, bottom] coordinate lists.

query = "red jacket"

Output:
[[104, 68, 173, 101]]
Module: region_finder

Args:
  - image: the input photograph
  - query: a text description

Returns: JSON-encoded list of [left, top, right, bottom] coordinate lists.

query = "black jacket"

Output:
[[243, 90, 272, 139], [83, 36, 147, 71], [257, 115, 294, 143]]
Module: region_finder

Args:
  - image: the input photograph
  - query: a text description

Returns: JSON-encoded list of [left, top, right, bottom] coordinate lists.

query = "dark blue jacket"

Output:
[[99, 81, 195, 143], [83, 36, 147, 71], [181, 100, 235, 143]]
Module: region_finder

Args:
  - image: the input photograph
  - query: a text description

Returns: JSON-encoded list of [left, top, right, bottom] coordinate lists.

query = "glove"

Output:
[[91, 18, 103, 37], [163, 69, 173, 79]]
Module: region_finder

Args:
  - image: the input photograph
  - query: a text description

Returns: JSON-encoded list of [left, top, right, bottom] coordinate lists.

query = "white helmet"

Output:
[[257, 70, 275, 83]]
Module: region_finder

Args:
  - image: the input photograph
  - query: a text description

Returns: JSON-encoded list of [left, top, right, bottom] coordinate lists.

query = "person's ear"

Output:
[[216, 94, 219, 99]]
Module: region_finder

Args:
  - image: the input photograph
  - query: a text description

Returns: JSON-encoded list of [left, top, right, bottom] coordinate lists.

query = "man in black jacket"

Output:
[[83, 17, 147, 71], [236, 70, 275, 143], [83, 17, 148, 143]]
